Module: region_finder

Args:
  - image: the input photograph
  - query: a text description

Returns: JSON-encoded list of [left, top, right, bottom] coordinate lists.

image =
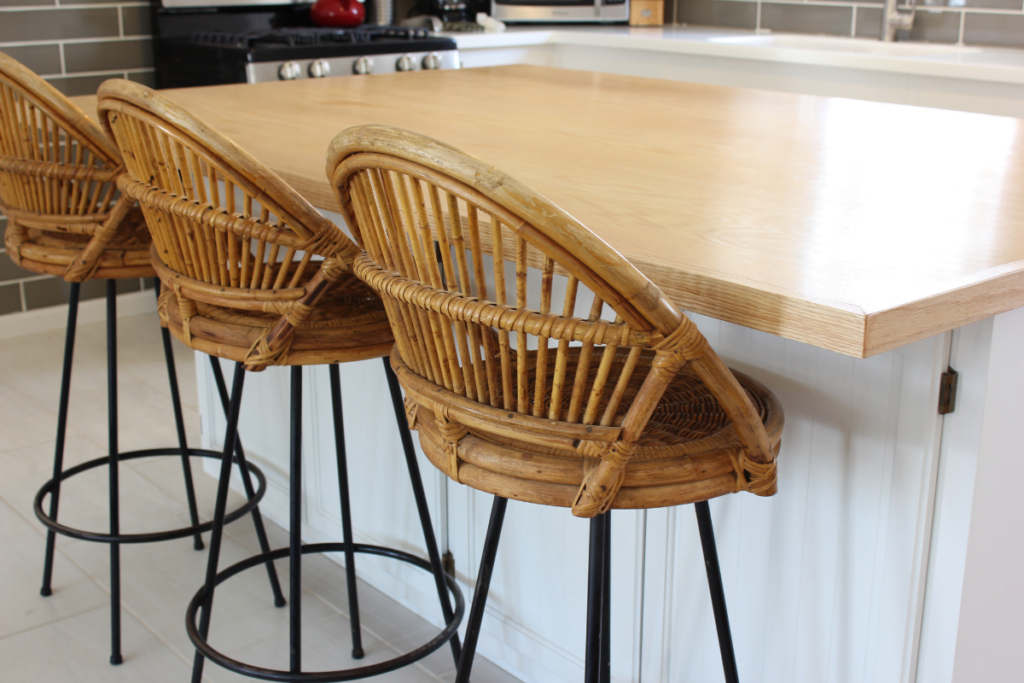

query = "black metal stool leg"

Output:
[[106, 280, 123, 665], [155, 281, 204, 551], [383, 356, 463, 666], [600, 512, 611, 683], [585, 512, 609, 683], [454, 495, 508, 683], [695, 501, 740, 683], [40, 282, 80, 598], [191, 362, 247, 683], [289, 365, 303, 674], [208, 355, 287, 607], [329, 364, 365, 659]]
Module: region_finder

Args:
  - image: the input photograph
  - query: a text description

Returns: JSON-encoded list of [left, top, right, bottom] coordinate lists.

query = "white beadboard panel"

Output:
[[197, 358, 453, 625], [916, 317, 993, 683], [949, 307, 1024, 683], [640, 315, 948, 683]]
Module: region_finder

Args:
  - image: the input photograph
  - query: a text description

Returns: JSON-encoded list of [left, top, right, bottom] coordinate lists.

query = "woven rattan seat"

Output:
[[0, 51, 152, 282], [157, 263, 392, 366], [399, 348, 780, 508], [9, 206, 152, 278]]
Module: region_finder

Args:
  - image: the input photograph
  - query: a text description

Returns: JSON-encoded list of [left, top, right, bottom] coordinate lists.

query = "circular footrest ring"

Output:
[[187, 542, 465, 683], [34, 448, 269, 544]]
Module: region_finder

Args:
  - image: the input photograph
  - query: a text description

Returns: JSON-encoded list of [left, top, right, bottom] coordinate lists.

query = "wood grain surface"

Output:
[[72, 65, 1024, 357]]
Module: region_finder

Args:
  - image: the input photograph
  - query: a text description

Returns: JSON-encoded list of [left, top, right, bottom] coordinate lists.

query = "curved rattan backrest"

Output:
[[327, 125, 775, 516], [0, 51, 128, 281], [97, 79, 359, 369]]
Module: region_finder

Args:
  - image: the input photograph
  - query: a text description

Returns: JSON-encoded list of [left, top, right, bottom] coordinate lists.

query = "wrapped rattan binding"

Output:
[[327, 125, 783, 517]]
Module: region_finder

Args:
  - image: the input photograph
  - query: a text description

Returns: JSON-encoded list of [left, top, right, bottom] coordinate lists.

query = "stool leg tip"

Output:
[[274, 596, 287, 608], [193, 538, 205, 551], [351, 647, 365, 660], [40, 586, 52, 597], [110, 654, 123, 666]]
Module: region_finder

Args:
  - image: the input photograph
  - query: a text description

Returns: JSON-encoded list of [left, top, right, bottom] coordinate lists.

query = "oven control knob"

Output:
[[353, 57, 373, 75], [308, 59, 331, 78], [278, 61, 301, 81], [422, 53, 442, 70], [396, 54, 415, 72]]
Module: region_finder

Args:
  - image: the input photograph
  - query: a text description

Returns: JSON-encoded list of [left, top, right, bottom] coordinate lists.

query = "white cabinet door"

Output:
[[639, 315, 949, 683]]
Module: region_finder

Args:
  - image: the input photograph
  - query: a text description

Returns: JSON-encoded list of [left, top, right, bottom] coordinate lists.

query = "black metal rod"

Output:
[[157, 280, 204, 550], [106, 280, 123, 666], [208, 355, 286, 607], [35, 447, 269, 543], [329, 364, 365, 659], [191, 362, 247, 683], [40, 281, 80, 598], [289, 365, 303, 674], [185, 541, 465, 683], [695, 501, 740, 683], [382, 357, 462, 666], [454, 495, 508, 683], [584, 513, 608, 683], [600, 512, 611, 683]]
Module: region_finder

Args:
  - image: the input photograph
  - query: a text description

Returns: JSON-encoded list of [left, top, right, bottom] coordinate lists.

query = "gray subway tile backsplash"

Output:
[[0, 251, 28, 283], [0, 282, 22, 316], [128, 70, 158, 88], [674, 0, 1024, 48], [0, 0, 54, 7], [677, 0, 758, 29], [121, 6, 154, 37], [964, 11, 1024, 47], [64, 38, 154, 74], [0, 8, 120, 43], [897, 9, 962, 43], [0, 44, 62, 76], [760, 2, 855, 36], [923, 0, 1023, 8], [854, 7, 883, 39], [44, 74, 111, 97]]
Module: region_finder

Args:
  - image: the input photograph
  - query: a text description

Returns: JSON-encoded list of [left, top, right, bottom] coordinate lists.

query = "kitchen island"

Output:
[[73, 65, 1024, 683]]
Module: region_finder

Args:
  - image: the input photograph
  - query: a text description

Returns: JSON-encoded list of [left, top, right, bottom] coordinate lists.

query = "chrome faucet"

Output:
[[881, 0, 916, 41]]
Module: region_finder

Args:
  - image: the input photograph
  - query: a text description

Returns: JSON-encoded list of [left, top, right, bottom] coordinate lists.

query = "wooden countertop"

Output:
[[73, 65, 1024, 358]]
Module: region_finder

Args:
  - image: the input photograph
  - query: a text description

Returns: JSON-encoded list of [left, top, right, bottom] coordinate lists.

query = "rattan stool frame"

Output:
[[327, 125, 786, 683], [95, 80, 464, 683], [1, 51, 286, 666]]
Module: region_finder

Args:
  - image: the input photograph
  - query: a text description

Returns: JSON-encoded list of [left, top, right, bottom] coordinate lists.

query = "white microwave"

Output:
[[491, 0, 628, 23]]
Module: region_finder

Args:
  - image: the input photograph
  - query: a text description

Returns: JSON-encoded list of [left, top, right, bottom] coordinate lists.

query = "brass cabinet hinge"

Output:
[[939, 367, 958, 415], [442, 550, 455, 578]]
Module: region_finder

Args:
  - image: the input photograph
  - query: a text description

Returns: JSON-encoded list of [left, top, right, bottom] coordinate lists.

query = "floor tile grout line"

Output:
[[0, 603, 118, 644]]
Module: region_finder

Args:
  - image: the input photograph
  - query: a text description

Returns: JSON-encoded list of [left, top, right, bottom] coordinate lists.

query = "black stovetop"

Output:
[[191, 26, 433, 49]]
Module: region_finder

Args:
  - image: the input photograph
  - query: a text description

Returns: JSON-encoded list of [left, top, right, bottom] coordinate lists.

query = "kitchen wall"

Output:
[[0, 0, 155, 319], [672, 0, 1024, 47]]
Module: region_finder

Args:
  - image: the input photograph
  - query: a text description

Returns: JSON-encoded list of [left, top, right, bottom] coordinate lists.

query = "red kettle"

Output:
[[310, 0, 365, 28]]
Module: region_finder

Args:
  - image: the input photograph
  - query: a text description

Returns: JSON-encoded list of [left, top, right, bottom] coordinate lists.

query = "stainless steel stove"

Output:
[[153, 2, 459, 87]]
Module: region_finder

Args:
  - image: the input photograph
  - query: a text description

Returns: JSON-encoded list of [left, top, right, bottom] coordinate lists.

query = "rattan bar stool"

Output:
[[327, 125, 785, 683], [97, 81, 464, 683], [0, 51, 282, 665]]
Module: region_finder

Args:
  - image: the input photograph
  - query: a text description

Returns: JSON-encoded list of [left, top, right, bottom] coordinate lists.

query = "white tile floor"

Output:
[[0, 311, 520, 683]]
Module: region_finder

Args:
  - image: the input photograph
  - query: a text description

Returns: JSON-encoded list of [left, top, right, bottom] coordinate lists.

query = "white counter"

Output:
[[445, 25, 1024, 117]]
